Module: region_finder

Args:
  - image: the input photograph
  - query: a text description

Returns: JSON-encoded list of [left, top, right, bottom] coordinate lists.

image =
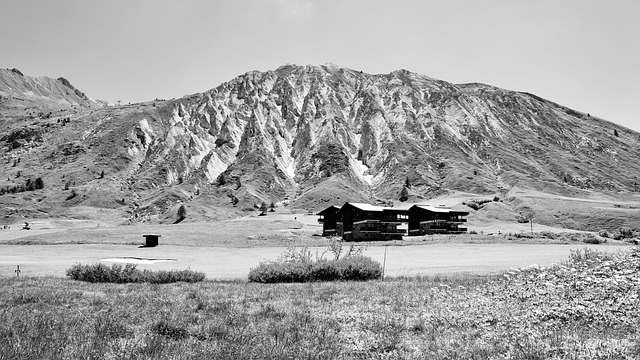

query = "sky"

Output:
[[1, 0, 638, 132]]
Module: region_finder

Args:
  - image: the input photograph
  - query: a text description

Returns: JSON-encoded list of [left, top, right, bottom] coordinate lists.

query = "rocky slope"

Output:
[[1, 64, 639, 229]]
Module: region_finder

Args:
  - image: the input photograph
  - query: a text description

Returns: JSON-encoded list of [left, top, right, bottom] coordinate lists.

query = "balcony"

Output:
[[380, 229, 407, 235], [449, 218, 467, 223]]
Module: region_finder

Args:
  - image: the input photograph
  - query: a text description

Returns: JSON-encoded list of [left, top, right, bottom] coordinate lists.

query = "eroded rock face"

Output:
[[126, 64, 640, 203], [2, 64, 639, 223]]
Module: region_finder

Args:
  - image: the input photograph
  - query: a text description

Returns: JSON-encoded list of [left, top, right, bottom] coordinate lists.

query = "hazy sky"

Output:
[[2, 0, 638, 132]]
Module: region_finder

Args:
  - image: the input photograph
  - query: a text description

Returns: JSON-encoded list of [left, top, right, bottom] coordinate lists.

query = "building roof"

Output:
[[413, 204, 470, 215], [413, 204, 453, 213], [347, 202, 389, 211], [317, 205, 340, 215]]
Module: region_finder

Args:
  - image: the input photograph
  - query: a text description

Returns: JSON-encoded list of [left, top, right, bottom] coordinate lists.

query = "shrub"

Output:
[[466, 202, 480, 211], [583, 236, 605, 244], [598, 229, 610, 238], [248, 243, 381, 283], [540, 231, 559, 239], [66, 263, 205, 283], [619, 227, 634, 238], [465, 199, 492, 211], [248, 256, 382, 283]]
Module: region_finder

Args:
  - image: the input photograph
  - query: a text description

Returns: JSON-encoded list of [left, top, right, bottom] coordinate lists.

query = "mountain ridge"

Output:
[[1, 64, 639, 230]]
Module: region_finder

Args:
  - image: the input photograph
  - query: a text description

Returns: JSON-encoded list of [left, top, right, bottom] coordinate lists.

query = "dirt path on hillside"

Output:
[[0, 243, 630, 280]]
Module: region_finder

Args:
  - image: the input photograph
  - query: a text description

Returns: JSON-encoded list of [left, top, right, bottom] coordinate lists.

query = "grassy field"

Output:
[[1, 248, 639, 359]]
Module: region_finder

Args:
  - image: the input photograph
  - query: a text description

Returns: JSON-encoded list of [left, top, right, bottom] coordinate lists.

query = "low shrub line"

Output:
[[248, 241, 382, 283], [248, 256, 382, 283], [66, 263, 205, 284]]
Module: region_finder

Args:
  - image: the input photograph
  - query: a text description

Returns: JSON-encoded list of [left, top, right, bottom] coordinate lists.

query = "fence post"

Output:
[[381, 246, 387, 281]]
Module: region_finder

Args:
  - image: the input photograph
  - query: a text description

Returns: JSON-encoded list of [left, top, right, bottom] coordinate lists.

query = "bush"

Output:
[[248, 256, 382, 283], [598, 229, 610, 238], [583, 237, 605, 244], [465, 199, 492, 211], [66, 263, 205, 283], [248, 244, 381, 283]]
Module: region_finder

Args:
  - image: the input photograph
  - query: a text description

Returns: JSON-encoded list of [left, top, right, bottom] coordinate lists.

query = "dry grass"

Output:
[[2, 248, 639, 359]]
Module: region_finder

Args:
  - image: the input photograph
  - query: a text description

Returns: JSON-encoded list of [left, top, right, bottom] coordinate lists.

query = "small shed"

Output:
[[143, 234, 161, 247]]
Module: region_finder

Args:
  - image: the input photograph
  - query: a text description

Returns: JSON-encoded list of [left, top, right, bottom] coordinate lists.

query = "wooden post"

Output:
[[381, 246, 387, 281], [15, 265, 21, 278]]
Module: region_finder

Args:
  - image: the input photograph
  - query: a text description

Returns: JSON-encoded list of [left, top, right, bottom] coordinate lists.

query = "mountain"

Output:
[[1, 64, 639, 230]]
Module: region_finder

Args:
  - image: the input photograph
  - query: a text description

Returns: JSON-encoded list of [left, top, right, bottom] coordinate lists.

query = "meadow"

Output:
[[1, 248, 639, 359]]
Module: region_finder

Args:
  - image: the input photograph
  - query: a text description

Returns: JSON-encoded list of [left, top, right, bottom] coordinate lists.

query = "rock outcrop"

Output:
[[1, 64, 639, 226]]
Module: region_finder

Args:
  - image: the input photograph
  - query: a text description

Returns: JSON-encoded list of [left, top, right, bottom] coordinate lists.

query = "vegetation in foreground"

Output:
[[1, 248, 640, 359], [248, 242, 382, 283], [66, 263, 205, 284]]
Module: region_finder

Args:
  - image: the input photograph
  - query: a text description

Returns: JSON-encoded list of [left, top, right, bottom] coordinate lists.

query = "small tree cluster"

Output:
[[0, 177, 44, 195], [599, 227, 640, 241]]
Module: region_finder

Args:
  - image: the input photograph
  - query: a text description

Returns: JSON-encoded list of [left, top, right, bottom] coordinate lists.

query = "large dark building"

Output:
[[316, 205, 340, 236], [336, 203, 407, 241], [408, 205, 468, 235], [318, 202, 468, 241]]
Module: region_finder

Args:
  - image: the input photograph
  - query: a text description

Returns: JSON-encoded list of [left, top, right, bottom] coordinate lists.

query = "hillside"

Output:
[[1, 64, 639, 230]]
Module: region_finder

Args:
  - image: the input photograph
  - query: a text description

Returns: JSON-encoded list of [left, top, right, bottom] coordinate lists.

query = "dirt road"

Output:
[[0, 243, 630, 280]]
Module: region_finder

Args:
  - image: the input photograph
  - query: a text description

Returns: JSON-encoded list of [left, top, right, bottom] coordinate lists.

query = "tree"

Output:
[[100, 170, 105, 179], [614, 129, 619, 137], [404, 176, 411, 188], [259, 202, 268, 216], [269, 202, 276, 212], [399, 186, 409, 202], [177, 205, 187, 220]]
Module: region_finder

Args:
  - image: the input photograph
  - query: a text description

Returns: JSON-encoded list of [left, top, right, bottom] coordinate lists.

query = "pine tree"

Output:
[[259, 202, 268, 216], [34, 177, 44, 190], [177, 205, 187, 219], [404, 176, 411, 188], [399, 186, 409, 202], [269, 202, 276, 212]]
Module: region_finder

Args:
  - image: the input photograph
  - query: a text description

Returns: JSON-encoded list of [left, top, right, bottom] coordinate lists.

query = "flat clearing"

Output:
[[0, 208, 634, 280], [0, 243, 630, 280]]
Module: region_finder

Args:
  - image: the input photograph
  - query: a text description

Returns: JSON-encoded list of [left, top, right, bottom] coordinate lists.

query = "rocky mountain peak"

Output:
[[1, 64, 639, 228]]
